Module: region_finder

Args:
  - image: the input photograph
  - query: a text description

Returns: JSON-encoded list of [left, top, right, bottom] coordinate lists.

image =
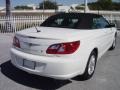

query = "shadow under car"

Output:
[[0, 60, 72, 90]]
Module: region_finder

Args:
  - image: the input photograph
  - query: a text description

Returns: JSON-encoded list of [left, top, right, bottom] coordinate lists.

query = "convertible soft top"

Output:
[[41, 13, 103, 29], [51, 13, 102, 18]]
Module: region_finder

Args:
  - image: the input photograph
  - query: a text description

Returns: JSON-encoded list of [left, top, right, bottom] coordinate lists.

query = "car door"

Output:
[[99, 17, 114, 49], [92, 17, 113, 55]]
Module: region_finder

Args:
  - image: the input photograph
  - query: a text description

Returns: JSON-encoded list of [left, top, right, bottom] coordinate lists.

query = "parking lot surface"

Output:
[[0, 32, 120, 90]]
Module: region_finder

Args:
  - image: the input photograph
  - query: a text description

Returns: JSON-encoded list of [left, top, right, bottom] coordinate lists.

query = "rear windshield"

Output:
[[40, 14, 94, 29]]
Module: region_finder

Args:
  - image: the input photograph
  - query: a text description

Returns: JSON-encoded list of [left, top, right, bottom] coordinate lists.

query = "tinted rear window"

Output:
[[41, 13, 101, 29]]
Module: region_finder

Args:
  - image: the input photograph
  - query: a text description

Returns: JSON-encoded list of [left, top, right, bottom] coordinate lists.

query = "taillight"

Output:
[[46, 41, 80, 54], [13, 36, 20, 48]]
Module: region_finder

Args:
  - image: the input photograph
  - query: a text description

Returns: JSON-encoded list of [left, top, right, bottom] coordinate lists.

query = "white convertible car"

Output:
[[11, 13, 117, 80]]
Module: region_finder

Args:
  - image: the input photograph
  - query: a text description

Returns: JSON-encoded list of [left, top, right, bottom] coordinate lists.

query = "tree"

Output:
[[88, 0, 120, 10], [88, 2, 101, 10], [14, 6, 33, 10], [75, 5, 84, 10], [6, 0, 11, 16], [97, 0, 113, 10], [112, 2, 120, 10], [5, 0, 12, 32], [39, 1, 58, 9]]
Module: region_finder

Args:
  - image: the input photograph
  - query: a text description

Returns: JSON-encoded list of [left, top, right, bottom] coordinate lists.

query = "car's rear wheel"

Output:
[[81, 51, 97, 80]]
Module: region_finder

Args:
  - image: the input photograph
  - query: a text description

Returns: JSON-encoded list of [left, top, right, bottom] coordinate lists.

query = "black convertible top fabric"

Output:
[[47, 13, 101, 20], [41, 13, 102, 29]]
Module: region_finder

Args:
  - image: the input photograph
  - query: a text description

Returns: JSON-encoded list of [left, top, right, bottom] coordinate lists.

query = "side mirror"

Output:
[[106, 23, 116, 28]]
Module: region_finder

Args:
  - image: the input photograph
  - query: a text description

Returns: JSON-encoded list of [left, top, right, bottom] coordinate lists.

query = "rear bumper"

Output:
[[10, 48, 85, 80]]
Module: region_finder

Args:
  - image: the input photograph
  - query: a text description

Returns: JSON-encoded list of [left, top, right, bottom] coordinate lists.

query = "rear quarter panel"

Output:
[[67, 29, 115, 73]]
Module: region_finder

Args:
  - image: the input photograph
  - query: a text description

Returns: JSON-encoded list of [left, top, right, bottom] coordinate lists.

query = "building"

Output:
[[58, 4, 80, 12], [58, 5, 70, 12], [27, 4, 37, 10], [0, 7, 5, 11]]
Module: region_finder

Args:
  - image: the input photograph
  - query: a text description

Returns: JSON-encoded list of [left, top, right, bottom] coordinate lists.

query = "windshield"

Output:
[[40, 13, 93, 29]]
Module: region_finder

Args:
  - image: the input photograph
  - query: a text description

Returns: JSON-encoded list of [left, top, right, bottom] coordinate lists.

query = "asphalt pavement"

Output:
[[0, 32, 120, 90]]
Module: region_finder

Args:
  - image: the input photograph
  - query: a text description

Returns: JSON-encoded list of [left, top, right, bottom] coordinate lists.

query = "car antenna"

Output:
[[33, 24, 41, 32]]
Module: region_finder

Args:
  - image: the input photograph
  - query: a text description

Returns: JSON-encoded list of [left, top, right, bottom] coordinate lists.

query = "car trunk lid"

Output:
[[15, 27, 81, 56]]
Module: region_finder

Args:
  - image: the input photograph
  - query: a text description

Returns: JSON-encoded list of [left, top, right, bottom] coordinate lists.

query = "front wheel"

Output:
[[81, 51, 97, 80]]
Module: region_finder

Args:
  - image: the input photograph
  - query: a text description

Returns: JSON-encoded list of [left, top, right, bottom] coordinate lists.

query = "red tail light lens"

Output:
[[13, 36, 20, 48], [46, 41, 80, 54]]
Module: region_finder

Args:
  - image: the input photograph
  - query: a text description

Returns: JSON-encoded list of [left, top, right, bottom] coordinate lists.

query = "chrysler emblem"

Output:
[[27, 43, 40, 47]]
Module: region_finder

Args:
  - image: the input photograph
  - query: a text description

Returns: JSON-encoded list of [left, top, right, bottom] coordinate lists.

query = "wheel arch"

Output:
[[81, 47, 98, 80], [115, 32, 117, 37], [92, 48, 98, 60]]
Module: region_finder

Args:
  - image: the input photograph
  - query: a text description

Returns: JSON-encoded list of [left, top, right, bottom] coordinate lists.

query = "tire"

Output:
[[81, 51, 97, 80], [109, 36, 116, 50]]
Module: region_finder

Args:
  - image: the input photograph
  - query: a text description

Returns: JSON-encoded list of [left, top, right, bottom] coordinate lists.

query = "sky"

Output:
[[0, 0, 120, 7]]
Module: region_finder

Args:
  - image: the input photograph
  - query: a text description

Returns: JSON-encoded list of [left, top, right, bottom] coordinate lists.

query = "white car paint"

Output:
[[10, 25, 117, 80]]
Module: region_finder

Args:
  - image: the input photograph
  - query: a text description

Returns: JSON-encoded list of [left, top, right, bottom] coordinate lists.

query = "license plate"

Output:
[[23, 59, 36, 69]]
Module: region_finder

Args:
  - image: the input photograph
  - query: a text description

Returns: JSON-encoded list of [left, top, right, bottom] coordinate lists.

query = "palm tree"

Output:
[[5, 0, 11, 32], [6, 0, 11, 16]]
